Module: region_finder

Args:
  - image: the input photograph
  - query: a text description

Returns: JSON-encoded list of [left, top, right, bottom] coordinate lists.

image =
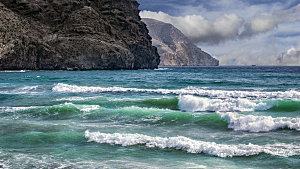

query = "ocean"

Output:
[[0, 66, 299, 168]]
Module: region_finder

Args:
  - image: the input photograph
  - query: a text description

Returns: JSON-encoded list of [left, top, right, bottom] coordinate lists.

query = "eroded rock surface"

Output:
[[0, 0, 160, 70]]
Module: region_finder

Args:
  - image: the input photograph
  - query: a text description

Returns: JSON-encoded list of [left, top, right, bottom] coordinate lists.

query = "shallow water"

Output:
[[0, 66, 300, 168]]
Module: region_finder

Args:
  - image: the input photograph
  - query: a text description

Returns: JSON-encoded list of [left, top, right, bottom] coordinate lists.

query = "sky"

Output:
[[137, 0, 300, 65]]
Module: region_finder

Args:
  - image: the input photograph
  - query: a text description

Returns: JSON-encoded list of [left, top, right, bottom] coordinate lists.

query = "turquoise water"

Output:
[[0, 66, 300, 168]]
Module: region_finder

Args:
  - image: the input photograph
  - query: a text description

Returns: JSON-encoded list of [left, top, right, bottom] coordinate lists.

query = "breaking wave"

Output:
[[52, 83, 300, 100], [85, 131, 300, 158], [56, 96, 100, 101], [0, 106, 41, 113], [219, 112, 300, 132], [0, 103, 99, 120], [178, 95, 275, 112]]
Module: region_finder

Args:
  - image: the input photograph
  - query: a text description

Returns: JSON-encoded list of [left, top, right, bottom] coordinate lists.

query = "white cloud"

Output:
[[140, 10, 244, 44], [201, 32, 283, 66], [140, 3, 300, 44], [140, 1, 300, 65], [240, 14, 277, 37], [277, 46, 300, 65], [240, 3, 300, 38]]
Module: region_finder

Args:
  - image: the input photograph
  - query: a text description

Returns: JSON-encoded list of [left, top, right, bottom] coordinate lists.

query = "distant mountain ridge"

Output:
[[142, 18, 219, 66]]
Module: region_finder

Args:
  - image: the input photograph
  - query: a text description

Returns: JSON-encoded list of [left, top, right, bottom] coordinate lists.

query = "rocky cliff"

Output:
[[0, 0, 160, 70], [142, 18, 219, 66]]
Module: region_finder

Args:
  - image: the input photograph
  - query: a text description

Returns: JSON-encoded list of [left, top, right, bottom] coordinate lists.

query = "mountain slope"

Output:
[[142, 18, 218, 66]]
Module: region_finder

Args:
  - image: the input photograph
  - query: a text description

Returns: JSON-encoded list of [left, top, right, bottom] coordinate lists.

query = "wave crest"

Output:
[[219, 112, 300, 132], [52, 83, 300, 100], [178, 95, 274, 112], [85, 131, 300, 158]]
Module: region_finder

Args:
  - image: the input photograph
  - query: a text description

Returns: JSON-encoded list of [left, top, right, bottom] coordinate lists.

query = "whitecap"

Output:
[[62, 103, 100, 112], [52, 83, 300, 100], [0, 106, 41, 113], [0, 103, 99, 114], [85, 131, 300, 158], [178, 95, 274, 112], [0, 70, 27, 72], [8, 85, 40, 94], [218, 112, 300, 132], [154, 68, 169, 70], [56, 96, 99, 101]]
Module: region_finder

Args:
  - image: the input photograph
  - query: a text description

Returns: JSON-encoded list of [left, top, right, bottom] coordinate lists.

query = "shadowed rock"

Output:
[[0, 0, 160, 70]]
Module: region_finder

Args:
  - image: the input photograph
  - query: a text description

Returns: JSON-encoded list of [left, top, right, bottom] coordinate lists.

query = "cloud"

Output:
[[140, 11, 244, 44], [140, 3, 300, 45], [277, 46, 300, 65], [217, 45, 279, 66], [139, 0, 300, 65], [240, 3, 300, 38], [240, 14, 277, 37]]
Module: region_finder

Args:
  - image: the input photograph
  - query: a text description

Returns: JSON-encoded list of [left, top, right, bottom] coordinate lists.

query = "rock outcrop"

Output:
[[142, 18, 219, 66], [0, 0, 160, 70]]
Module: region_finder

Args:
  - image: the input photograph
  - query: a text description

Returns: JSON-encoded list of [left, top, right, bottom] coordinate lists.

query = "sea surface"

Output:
[[0, 66, 300, 168]]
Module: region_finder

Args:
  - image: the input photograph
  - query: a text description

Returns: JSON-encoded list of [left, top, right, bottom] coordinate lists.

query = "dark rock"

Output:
[[142, 18, 219, 66], [0, 0, 160, 70]]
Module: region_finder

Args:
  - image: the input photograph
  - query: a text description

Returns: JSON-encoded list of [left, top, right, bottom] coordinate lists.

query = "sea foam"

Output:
[[56, 96, 99, 101], [0, 106, 41, 113], [0, 103, 99, 114], [178, 95, 273, 112], [0, 85, 41, 94], [218, 112, 300, 132], [52, 83, 300, 100], [85, 131, 300, 158], [59, 103, 100, 112]]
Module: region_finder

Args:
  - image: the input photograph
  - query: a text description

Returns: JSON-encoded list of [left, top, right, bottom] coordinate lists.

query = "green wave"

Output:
[[0, 120, 69, 135], [0, 103, 82, 120], [3, 97, 300, 124], [268, 100, 300, 112], [78, 97, 179, 110], [9, 103, 206, 126], [84, 106, 228, 127], [35, 104, 82, 120], [135, 97, 179, 110], [0, 131, 85, 148]]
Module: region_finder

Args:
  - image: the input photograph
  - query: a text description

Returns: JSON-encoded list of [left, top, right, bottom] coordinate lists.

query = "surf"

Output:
[[52, 83, 300, 100], [85, 131, 300, 158]]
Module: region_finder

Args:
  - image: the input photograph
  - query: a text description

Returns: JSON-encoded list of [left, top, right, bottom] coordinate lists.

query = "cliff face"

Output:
[[142, 18, 219, 66], [0, 0, 160, 70]]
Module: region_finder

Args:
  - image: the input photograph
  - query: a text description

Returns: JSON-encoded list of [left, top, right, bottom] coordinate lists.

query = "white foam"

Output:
[[85, 131, 300, 158], [218, 112, 300, 132], [0, 70, 27, 72], [62, 103, 100, 112], [52, 83, 300, 100], [78, 105, 100, 112], [178, 95, 274, 112], [0, 106, 41, 113], [0, 103, 99, 114], [56, 96, 99, 101], [6, 85, 41, 94], [107, 97, 143, 101], [154, 68, 169, 70]]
